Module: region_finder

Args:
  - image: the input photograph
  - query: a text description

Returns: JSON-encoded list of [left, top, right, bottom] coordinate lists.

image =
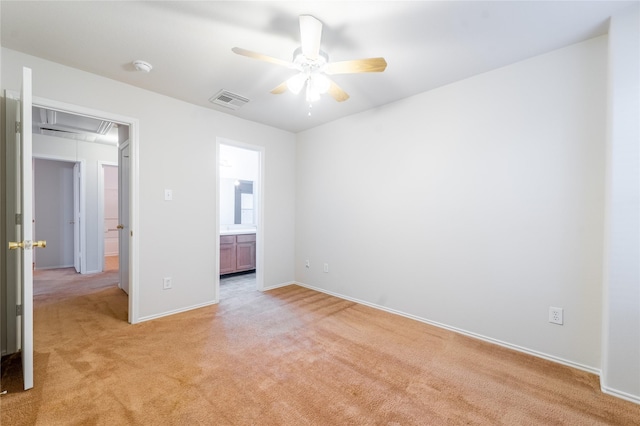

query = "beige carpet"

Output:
[[2, 268, 639, 425]]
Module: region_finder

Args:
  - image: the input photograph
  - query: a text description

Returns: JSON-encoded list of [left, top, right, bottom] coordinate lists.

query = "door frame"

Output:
[[30, 95, 140, 324], [32, 155, 85, 272], [215, 138, 265, 301]]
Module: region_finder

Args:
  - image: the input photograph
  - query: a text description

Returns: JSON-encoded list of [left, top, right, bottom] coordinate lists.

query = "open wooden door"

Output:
[[118, 141, 130, 294], [73, 162, 81, 273], [7, 67, 40, 390]]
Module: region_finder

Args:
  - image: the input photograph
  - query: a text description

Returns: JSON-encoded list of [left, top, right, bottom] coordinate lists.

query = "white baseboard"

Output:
[[137, 300, 217, 323], [300, 277, 640, 405], [262, 280, 296, 292], [35, 264, 74, 270], [294, 281, 601, 377], [602, 386, 640, 405], [131, 280, 639, 406], [138, 280, 295, 324]]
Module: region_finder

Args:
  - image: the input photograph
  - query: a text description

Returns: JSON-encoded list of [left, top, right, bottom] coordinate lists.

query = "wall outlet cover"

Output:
[[549, 307, 563, 325]]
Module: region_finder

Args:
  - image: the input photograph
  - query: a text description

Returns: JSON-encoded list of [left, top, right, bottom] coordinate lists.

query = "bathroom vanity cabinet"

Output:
[[220, 233, 256, 275]]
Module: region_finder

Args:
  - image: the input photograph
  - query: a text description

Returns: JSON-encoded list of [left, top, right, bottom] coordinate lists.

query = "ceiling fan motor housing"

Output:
[[293, 47, 329, 73]]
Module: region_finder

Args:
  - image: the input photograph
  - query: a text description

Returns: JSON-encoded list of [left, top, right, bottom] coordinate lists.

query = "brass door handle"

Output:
[[117, 224, 124, 229], [8, 240, 47, 250]]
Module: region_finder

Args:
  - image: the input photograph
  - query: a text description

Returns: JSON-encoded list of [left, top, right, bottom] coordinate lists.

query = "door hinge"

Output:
[[15, 121, 21, 133], [16, 305, 23, 316], [15, 213, 22, 225]]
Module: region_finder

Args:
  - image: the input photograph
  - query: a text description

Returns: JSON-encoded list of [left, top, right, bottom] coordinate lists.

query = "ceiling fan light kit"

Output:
[[286, 72, 307, 95], [232, 14, 387, 105], [287, 47, 331, 101]]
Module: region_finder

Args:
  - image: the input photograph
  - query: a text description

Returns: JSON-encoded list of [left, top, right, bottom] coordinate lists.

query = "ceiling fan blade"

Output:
[[327, 79, 350, 102], [325, 57, 388, 75], [270, 81, 288, 94], [299, 15, 322, 60], [232, 47, 294, 69]]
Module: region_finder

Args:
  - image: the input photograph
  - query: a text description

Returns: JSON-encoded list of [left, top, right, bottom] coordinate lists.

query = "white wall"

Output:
[[33, 133, 117, 273], [1, 47, 296, 321], [33, 158, 75, 269], [296, 37, 607, 371], [602, 3, 640, 401], [219, 144, 259, 181]]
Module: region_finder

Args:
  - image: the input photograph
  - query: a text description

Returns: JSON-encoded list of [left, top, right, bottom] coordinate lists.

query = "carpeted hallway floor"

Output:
[[1, 268, 640, 425]]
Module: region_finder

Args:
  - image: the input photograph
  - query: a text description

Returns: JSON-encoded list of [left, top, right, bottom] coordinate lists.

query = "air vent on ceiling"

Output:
[[39, 128, 98, 142], [96, 121, 114, 135], [209, 90, 249, 110]]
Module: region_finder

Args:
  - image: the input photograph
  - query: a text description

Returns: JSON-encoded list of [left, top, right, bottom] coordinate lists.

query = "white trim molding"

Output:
[[137, 300, 217, 323], [30, 95, 141, 324], [601, 386, 640, 405], [262, 281, 296, 292], [293, 281, 602, 377]]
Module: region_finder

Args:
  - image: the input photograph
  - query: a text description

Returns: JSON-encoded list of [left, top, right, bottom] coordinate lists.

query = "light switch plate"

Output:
[[164, 189, 173, 201], [163, 277, 172, 290]]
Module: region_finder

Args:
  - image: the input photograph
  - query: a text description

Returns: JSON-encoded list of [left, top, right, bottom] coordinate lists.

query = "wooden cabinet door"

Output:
[[219, 236, 236, 275], [236, 234, 256, 271]]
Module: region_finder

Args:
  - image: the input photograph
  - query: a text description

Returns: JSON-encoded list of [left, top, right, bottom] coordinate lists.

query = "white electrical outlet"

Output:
[[305, 259, 310, 268], [163, 277, 172, 290], [549, 307, 563, 325], [323, 263, 329, 273]]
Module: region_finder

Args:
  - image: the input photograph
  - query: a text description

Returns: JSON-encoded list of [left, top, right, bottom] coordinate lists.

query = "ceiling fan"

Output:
[[232, 15, 387, 103]]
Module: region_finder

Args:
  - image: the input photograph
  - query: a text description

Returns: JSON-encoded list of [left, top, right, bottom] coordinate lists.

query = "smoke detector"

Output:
[[132, 60, 153, 73]]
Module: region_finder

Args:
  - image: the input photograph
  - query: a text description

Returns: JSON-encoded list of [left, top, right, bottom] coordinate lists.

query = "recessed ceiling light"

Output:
[[132, 60, 152, 73]]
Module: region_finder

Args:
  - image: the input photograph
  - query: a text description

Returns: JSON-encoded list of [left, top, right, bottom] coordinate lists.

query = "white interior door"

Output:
[[73, 162, 81, 273], [118, 142, 130, 294], [8, 67, 35, 390], [102, 165, 119, 257]]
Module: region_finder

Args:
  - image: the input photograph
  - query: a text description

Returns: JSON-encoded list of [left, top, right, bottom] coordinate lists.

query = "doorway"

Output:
[[30, 118, 123, 313], [29, 97, 139, 323], [32, 158, 78, 271], [217, 140, 264, 301], [100, 163, 119, 273]]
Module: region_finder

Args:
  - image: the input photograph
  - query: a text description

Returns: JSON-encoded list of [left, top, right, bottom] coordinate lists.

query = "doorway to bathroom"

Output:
[[217, 140, 263, 301]]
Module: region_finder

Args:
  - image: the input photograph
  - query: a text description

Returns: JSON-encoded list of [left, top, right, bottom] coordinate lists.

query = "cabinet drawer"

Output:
[[220, 235, 236, 244], [236, 234, 256, 243]]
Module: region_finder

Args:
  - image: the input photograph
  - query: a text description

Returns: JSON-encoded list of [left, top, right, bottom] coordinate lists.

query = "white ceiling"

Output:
[[1, 1, 634, 133]]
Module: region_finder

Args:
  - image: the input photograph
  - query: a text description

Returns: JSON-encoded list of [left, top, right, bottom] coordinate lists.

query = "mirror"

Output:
[[220, 178, 254, 226], [236, 180, 254, 224], [219, 143, 259, 230]]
